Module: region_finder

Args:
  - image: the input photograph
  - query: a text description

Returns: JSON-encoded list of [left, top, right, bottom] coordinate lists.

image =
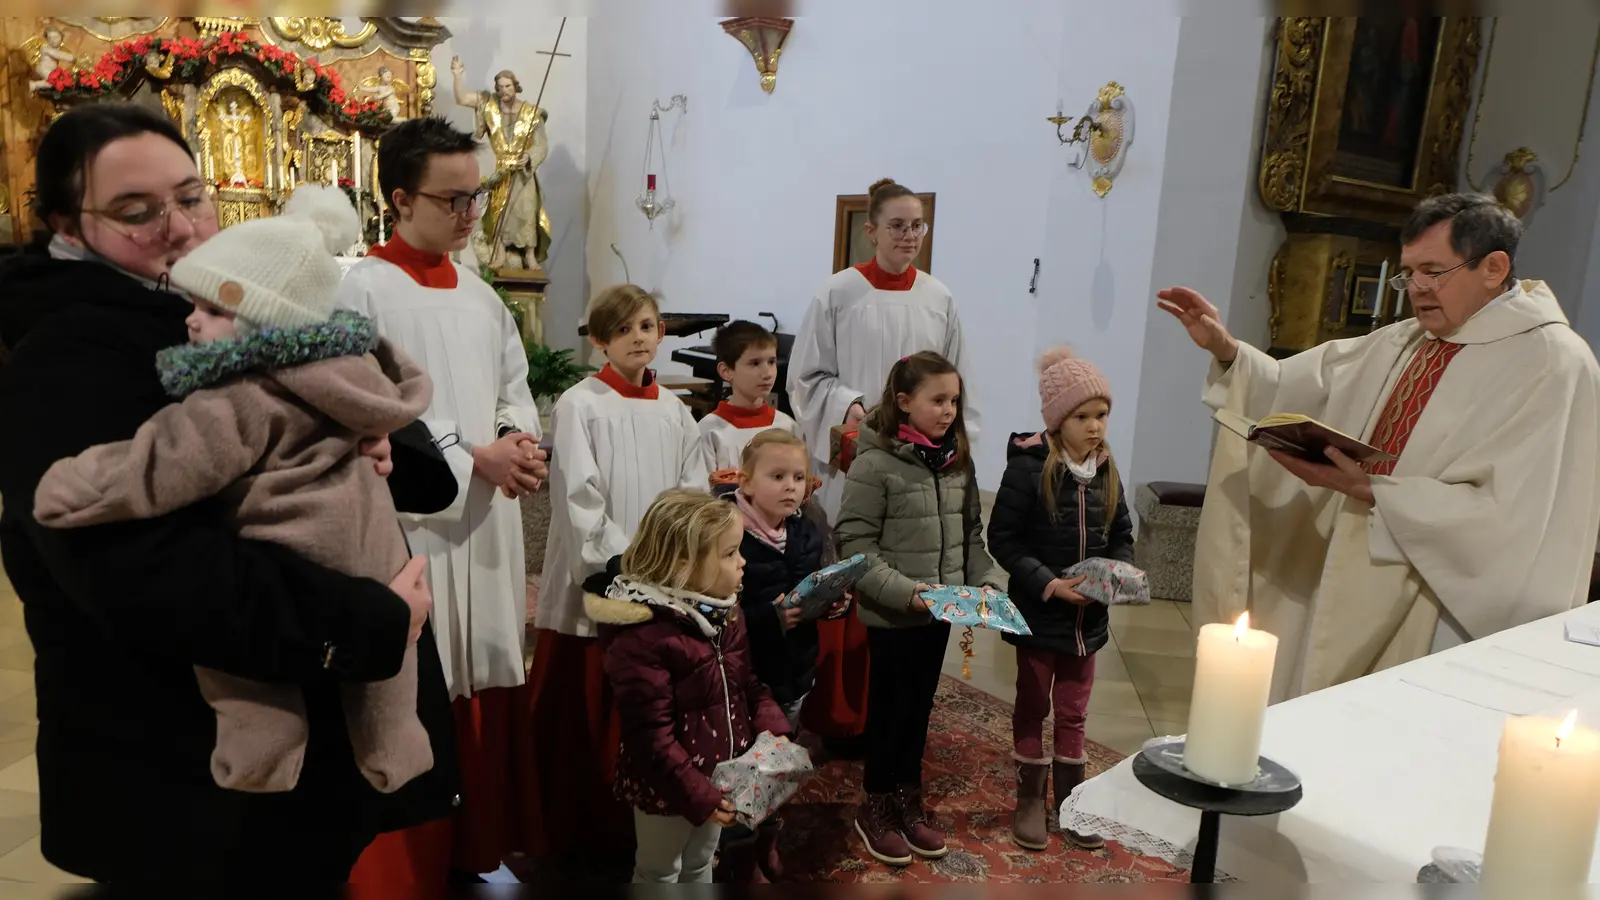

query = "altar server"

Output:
[[526, 282, 710, 856], [340, 116, 546, 882], [1163, 193, 1600, 704], [787, 177, 978, 752]]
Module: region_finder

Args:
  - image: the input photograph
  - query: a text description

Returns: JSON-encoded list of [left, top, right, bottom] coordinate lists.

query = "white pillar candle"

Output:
[[1482, 711, 1600, 884], [1376, 259, 1389, 320], [353, 131, 362, 193], [1184, 612, 1279, 786]]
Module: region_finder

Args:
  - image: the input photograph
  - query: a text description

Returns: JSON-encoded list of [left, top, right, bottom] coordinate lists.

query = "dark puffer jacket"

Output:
[[733, 504, 827, 706], [987, 432, 1134, 657], [591, 581, 791, 825]]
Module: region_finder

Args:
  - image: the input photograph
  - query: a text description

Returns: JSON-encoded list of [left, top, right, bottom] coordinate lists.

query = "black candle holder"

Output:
[[1131, 737, 1304, 883]]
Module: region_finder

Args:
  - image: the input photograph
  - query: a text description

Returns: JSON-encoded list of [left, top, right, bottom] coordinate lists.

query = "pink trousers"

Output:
[[1012, 646, 1096, 763]]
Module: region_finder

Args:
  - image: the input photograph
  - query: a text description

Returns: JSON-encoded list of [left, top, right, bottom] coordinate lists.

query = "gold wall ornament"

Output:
[[269, 17, 378, 52], [1048, 81, 1135, 197], [160, 88, 187, 137], [412, 48, 438, 117], [1488, 147, 1546, 220], [194, 17, 262, 39], [196, 69, 274, 194], [721, 16, 793, 94]]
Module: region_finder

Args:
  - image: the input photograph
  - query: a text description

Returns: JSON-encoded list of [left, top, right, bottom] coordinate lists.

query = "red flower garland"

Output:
[[38, 30, 391, 131]]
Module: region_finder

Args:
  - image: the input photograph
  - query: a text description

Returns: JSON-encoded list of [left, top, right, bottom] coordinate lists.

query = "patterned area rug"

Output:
[[780, 676, 1189, 883]]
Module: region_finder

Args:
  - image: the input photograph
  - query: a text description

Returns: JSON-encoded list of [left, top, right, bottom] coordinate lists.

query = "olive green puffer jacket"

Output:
[[836, 424, 1007, 629]]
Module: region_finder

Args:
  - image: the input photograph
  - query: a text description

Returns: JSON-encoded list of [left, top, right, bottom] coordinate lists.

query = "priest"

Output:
[[1161, 193, 1600, 702]]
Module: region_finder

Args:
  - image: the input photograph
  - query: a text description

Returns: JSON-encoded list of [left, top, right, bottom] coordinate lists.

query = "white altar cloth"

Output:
[[1067, 602, 1600, 882]]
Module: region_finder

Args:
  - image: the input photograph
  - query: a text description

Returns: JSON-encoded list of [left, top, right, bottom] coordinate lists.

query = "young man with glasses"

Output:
[[1158, 192, 1600, 703], [339, 116, 547, 885]]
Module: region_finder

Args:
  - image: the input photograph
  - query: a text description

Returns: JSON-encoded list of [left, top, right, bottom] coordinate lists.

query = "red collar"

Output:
[[368, 231, 459, 289], [595, 363, 659, 400], [712, 401, 776, 429], [855, 257, 917, 292]]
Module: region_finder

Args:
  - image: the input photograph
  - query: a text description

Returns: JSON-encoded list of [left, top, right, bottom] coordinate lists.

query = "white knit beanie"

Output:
[[169, 184, 362, 333]]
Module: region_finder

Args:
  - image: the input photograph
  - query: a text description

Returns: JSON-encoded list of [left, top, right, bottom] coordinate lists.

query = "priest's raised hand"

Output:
[[1156, 287, 1238, 363]]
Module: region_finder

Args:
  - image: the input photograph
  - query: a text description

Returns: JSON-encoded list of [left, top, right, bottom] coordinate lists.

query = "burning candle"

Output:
[[648, 173, 657, 192], [353, 131, 362, 199], [1482, 711, 1600, 884], [1184, 612, 1279, 786]]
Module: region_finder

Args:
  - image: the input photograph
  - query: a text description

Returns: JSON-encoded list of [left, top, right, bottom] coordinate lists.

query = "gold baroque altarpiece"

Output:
[[1257, 17, 1482, 355]]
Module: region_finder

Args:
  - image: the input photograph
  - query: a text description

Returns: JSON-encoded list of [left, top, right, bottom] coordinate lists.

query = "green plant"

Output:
[[526, 343, 596, 406]]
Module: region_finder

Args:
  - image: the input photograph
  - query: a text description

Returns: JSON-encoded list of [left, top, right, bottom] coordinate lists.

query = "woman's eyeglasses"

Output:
[[414, 189, 490, 215], [884, 221, 929, 239], [81, 184, 218, 246]]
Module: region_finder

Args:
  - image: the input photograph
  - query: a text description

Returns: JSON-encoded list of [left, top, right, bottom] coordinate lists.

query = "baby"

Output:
[[33, 185, 434, 795]]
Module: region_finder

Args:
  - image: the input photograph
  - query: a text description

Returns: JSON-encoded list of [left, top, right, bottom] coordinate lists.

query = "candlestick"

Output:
[[1184, 612, 1278, 785], [1482, 711, 1600, 884]]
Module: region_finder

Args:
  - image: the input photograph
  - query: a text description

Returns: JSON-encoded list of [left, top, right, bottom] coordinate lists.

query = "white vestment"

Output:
[[536, 379, 709, 638], [338, 258, 541, 699], [698, 405, 801, 472], [787, 267, 977, 518], [1195, 281, 1600, 702]]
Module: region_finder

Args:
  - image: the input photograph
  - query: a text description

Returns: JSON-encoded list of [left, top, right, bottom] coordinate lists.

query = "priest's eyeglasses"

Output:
[[415, 189, 490, 215], [884, 221, 929, 238], [80, 183, 218, 246], [1388, 256, 1483, 293]]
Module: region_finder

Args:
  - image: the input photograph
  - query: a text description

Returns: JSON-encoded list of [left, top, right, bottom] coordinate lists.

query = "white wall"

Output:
[[586, 0, 1068, 486], [433, 14, 590, 350], [1461, 16, 1600, 344], [1129, 16, 1280, 491]]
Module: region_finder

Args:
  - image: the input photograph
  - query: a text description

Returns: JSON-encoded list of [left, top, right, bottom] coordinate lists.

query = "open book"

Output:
[[1213, 409, 1396, 465]]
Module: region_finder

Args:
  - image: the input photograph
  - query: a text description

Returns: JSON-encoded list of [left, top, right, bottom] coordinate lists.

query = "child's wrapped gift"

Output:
[[778, 554, 867, 621], [1063, 558, 1151, 606], [924, 585, 1032, 635], [829, 424, 860, 473], [710, 732, 814, 828]]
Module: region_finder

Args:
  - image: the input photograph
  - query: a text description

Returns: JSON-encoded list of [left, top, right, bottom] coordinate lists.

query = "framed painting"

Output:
[[1350, 275, 1383, 316], [833, 192, 935, 274], [1258, 17, 1483, 225]]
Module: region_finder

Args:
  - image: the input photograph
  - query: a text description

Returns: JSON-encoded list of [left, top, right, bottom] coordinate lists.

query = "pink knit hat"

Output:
[[1039, 346, 1112, 431]]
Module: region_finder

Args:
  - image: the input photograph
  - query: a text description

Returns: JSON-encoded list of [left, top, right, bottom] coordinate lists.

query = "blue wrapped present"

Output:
[[778, 553, 867, 621], [924, 584, 1032, 635]]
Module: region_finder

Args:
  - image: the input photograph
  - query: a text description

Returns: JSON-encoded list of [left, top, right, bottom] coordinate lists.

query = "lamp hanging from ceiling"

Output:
[[637, 94, 687, 227]]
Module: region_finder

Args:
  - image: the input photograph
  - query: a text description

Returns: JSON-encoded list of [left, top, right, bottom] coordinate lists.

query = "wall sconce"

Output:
[[1047, 81, 1136, 198], [637, 95, 687, 228], [721, 15, 793, 94]]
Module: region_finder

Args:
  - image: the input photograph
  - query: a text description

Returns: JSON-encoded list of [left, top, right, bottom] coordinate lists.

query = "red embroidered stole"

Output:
[[1366, 339, 1465, 476]]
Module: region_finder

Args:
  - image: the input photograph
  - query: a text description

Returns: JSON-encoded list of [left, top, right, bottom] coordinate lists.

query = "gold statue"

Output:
[[218, 100, 252, 186], [451, 56, 551, 272], [143, 48, 173, 80], [27, 27, 76, 92], [360, 66, 409, 121]]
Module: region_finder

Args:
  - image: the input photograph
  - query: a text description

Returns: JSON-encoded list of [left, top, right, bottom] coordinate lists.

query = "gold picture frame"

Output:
[[833, 192, 935, 274], [1259, 16, 1483, 225], [1351, 275, 1382, 316]]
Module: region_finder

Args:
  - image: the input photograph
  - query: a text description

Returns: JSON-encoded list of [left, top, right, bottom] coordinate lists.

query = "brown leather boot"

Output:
[[1012, 762, 1050, 851], [894, 785, 948, 859], [1054, 760, 1105, 849], [854, 793, 913, 867]]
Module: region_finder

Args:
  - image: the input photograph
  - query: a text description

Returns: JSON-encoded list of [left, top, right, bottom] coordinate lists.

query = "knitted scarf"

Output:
[[605, 576, 738, 639], [155, 310, 376, 398]]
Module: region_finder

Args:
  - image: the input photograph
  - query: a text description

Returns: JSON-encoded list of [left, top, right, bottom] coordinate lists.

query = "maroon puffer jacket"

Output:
[[591, 580, 791, 825]]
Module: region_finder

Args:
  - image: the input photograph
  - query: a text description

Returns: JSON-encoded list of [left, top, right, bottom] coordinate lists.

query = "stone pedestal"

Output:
[[1133, 482, 1205, 603]]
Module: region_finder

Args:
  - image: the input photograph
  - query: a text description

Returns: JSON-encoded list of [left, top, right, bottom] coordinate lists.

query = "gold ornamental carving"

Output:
[[1425, 19, 1483, 198], [269, 17, 378, 52], [1258, 17, 1324, 214], [195, 17, 261, 39], [721, 16, 793, 94], [412, 48, 438, 117]]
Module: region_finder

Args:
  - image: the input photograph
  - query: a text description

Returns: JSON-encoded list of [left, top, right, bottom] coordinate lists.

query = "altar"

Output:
[[0, 16, 450, 247]]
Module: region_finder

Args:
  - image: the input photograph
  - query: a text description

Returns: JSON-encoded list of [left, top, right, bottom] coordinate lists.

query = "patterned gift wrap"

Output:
[[924, 585, 1032, 635], [1063, 557, 1151, 606], [829, 423, 860, 473], [711, 732, 815, 828], [779, 553, 867, 621]]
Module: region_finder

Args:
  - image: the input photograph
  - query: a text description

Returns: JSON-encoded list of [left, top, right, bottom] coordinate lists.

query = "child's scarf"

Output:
[[606, 576, 738, 638], [897, 423, 959, 471], [735, 489, 788, 554]]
